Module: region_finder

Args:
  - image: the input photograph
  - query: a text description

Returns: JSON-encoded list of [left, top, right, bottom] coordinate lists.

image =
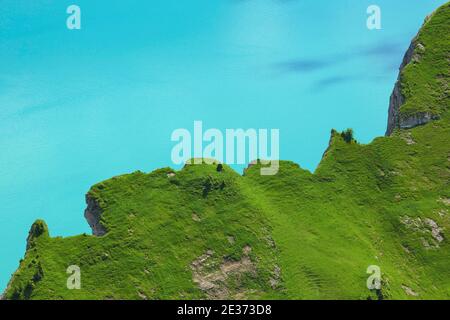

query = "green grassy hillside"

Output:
[[3, 3, 449, 300]]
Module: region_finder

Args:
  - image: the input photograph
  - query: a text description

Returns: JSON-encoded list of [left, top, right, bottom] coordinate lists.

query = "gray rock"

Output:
[[386, 39, 439, 135], [84, 195, 107, 236]]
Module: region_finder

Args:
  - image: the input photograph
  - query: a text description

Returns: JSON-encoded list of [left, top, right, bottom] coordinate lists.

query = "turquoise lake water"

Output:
[[0, 0, 447, 292]]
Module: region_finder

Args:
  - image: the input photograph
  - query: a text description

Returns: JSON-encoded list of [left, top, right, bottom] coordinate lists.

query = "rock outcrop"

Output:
[[385, 7, 448, 136], [84, 195, 107, 236], [386, 39, 437, 135]]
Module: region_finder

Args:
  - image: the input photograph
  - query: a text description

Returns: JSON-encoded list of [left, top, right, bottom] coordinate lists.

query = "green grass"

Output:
[[3, 2, 450, 300]]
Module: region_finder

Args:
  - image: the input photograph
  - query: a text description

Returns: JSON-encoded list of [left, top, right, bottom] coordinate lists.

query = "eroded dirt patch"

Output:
[[191, 246, 256, 299]]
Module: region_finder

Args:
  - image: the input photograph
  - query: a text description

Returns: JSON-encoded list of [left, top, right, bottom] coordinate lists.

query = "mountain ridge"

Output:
[[3, 2, 449, 300]]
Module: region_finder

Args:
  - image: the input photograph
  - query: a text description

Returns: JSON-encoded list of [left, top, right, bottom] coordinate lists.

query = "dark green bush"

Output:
[[341, 129, 354, 143]]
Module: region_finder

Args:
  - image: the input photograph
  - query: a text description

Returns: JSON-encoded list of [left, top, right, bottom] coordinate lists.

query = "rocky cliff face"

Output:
[[386, 37, 440, 135], [84, 195, 107, 236], [384, 2, 450, 136], [386, 40, 411, 136]]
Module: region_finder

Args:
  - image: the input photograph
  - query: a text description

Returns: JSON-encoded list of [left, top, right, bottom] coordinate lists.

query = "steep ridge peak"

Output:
[[386, 2, 450, 135]]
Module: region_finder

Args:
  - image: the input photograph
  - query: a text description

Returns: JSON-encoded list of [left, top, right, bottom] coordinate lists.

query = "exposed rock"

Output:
[[386, 40, 416, 136], [269, 265, 281, 289], [190, 247, 256, 299], [400, 112, 439, 131], [439, 197, 450, 206], [402, 285, 419, 297], [401, 216, 444, 248], [386, 38, 439, 135], [192, 213, 201, 222], [321, 129, 338, 160], [266, 236, 276, 249], [424, 218, 444, 243], [84, 195, 107, 236], [137, 290, 148, 300]]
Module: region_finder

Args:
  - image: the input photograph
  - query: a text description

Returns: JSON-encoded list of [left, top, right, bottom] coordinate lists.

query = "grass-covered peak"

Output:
[[387, 2, 450, 134]]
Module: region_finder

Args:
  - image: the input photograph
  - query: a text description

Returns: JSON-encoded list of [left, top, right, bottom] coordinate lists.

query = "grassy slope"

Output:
[[3, 3, 450, 300]]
